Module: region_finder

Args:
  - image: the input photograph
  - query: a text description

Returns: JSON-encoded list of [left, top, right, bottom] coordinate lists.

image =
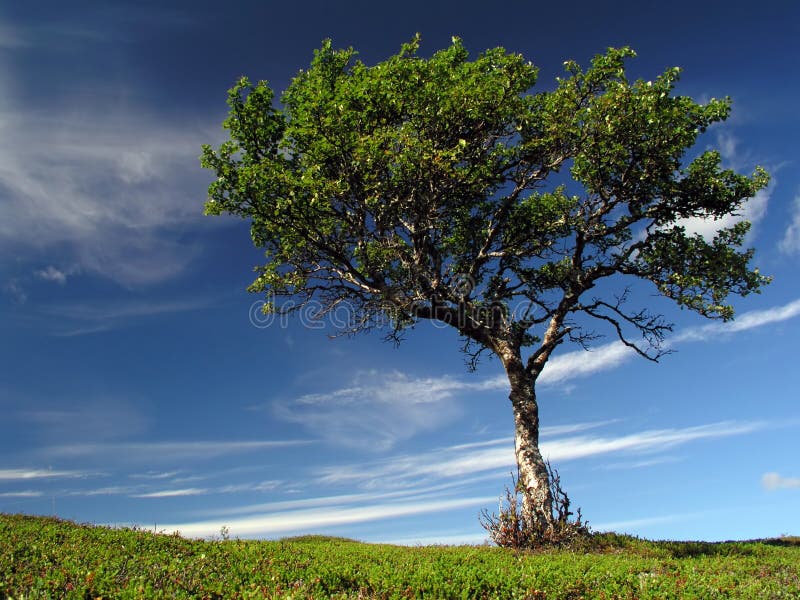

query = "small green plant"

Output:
[[480, 461, 591, 549]]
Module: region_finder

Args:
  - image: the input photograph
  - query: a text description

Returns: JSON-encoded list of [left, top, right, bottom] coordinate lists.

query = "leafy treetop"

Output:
[[202, 36, 769, 373]]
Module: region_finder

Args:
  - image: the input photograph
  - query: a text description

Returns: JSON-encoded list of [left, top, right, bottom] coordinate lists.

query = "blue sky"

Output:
[[1, 1, 799, 543]]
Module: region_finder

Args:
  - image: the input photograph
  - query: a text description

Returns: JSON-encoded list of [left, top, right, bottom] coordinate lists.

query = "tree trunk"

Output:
[[504, 355, 554, 530]]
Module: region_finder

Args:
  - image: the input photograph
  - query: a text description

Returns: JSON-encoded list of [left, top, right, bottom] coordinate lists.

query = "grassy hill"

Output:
[[1, 513, 798, 598]]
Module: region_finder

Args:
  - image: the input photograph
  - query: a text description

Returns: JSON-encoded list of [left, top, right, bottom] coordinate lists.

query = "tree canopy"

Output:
[[202, 36, 768, 368]]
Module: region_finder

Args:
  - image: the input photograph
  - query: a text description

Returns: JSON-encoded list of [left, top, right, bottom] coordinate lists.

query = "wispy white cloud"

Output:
[[722, 299, 800, 333], [0, 468, 85, 481], [269, 299, 798, 457], [761, 472, 800, 491], [675, 298, 800, 342], [536, 298, 800, 384], [0, 490, 43, 498], [540, 420, 621, 437], [541, 421, 763, 462], [468, 344, 637, 392], [66, 485, 139, 497], [197, 491, 412, 519], [133, 488, 209, 498], [129, 471, 181, 480], [314, 421, 765, 491], [52, 474, 283, 499], [44, 439, 309, 463], [14, 396, 150, 442], [538, 343, 635, 386], [155, 495, 495, 539], [0, 101, 216, 286], [2, 278, 27, 304], [195, 477, 493, 519], [779, 195, 800, 255], [715, 131, 739, 161], [41, 296, 219, 336], [273, 366, 626, 452], [216, 481, 283, 495], [142, 415, 765, 537], [274, 370, 473, 450], [34, 265, 69, 285], [600, 455, 684, 470]]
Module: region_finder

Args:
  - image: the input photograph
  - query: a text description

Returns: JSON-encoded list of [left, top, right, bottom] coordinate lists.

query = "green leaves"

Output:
[[202, 37, 769, 350], [635, 222, 770, 320]]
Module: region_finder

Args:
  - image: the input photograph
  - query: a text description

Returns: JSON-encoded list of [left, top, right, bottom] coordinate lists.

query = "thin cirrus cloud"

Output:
[[273, 370, 471, 451], [0, 100, 214, 287], [128, 471, 181, 480], [273, 298, 800, 450], [272, 354, 632, 453], [196, 475, 500, 520], [779, 195, 800, 255], [674, 297, 800, 342], [146, 419, 767, 539], [130, 481, 283, 499], [14, 397, 150, 442], [153, 495, 496, 539], [34, 265, 69, 285], [0, 490, 43, 498], [0, 468, 86, 481], [133, 488, 209, 499], [538, 297, 800, 385], [59, 479, 284, 499], [761, 472, 800, 491], [42, 439, 309, 464], [39, 296, 220, 337], [313, 420, 765, 491]]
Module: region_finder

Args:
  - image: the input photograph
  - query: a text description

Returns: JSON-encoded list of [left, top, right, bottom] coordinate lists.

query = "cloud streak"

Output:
[[44, 439, 309, 463], [271, 296, 799, 454], [0, 468, 85, 481], [538, 342, 635, 386], [534, 298, 800, 388], [761, 472, 800, 491], [128, 419, 768, 539], [155, 495, 495, 539], [675, 298, 800, 342], [133, 488, 209, 499], [314, 420, 765, 491], [34, 265, 68, 285], [779, 195, 800, 255], [0, 490, 43, 498], [274, 370, 474, 450], [35, 296, 221, 336]]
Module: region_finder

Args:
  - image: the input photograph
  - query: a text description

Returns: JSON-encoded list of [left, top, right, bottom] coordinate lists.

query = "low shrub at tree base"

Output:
[[480, 463, 591, 550]]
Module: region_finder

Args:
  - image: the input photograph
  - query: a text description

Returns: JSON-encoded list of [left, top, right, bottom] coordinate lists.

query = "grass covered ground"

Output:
[[1, 513, 799, 598]]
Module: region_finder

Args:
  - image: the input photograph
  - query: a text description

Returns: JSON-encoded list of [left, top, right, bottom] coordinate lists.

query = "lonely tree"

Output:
[[202, 37, 769, 531]]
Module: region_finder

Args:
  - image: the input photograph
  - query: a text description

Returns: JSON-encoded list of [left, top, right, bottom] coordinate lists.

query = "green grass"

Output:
[[1, 513, 798, 599]]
